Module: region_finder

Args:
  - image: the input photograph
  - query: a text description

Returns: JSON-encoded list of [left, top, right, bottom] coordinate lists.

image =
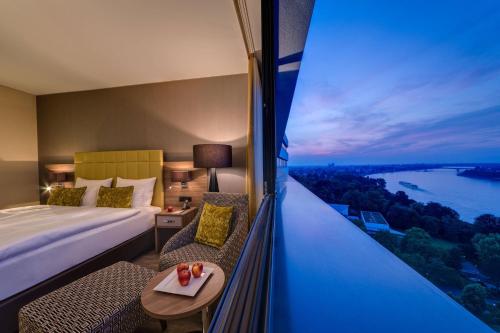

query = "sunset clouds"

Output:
[[287, 0, 500, 165]]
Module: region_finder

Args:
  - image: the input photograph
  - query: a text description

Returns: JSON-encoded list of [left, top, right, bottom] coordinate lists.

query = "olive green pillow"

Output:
[[47, 187, 87, 206], [96, 186, 134, 208], [195, 203, 234, 248]]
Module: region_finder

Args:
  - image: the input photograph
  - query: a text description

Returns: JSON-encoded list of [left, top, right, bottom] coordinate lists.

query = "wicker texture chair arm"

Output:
[[160, 218, 198, 255], [216, 214, 248, 276]]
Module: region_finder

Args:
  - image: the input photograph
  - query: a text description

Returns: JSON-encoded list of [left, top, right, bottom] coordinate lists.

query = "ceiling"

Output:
[[0, 0, 247, 95]]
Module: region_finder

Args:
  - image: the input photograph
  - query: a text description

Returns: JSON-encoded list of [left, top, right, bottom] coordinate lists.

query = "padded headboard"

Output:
[[74, 150, 164, 208]]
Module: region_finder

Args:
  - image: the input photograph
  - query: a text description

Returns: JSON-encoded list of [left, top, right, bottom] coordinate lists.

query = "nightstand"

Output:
[[155, 207, 198, 253]]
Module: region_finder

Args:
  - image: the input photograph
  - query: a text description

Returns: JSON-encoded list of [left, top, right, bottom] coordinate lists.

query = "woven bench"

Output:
[[19, 261, 156, 333]]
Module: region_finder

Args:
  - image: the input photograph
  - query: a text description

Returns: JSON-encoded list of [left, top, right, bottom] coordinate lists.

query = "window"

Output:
[[287, 1, 500, 331]]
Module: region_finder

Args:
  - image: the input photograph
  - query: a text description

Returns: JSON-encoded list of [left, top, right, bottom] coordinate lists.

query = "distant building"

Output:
[[330, 207, 404, 236], [360, 211, 390, 233], [329, 203, 349, 217]]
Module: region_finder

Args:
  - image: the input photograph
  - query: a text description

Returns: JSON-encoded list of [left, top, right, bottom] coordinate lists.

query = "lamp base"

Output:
[[208, 168, 219, 192]]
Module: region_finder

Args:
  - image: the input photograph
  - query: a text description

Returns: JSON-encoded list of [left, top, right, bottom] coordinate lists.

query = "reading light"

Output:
[[45, 164, 74, 188], [171, 170, 192, 189], [42, 184, 53, 193]]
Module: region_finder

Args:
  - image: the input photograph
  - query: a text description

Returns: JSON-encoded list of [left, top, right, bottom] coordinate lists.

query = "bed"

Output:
[[0, 150, 164, 332]]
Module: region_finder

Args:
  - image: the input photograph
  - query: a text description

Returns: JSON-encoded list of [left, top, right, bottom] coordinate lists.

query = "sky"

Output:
[[286, 0, 500, 165]]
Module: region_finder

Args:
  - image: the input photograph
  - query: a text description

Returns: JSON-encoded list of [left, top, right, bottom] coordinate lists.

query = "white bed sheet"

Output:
[[0, 205, 159, 301]]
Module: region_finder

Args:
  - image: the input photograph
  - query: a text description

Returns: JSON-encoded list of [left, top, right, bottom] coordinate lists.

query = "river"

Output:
[[369, 168, 500, 222]]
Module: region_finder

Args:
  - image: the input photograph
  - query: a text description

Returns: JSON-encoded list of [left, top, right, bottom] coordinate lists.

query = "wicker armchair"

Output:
[[159, 193, 249, 277]]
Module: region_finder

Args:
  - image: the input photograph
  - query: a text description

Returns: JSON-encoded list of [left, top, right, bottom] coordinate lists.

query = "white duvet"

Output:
[[0, 205, 140, 262]]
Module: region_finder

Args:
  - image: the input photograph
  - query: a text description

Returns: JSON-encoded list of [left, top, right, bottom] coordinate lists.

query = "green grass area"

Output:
[[430, 238, 458, 251]]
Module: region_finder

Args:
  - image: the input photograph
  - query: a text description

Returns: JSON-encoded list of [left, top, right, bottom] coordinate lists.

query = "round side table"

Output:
[[141, 262, 225, 333]]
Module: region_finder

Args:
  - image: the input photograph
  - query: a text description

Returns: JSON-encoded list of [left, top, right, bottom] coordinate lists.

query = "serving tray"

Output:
[[153, 265, 214, 297]]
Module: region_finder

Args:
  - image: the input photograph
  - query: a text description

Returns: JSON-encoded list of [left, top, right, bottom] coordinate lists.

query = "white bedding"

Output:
[[0, 205, 159, 301]]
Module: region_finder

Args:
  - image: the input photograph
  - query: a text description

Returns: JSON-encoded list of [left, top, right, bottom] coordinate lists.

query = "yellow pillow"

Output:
[[96, 186, 134, 208], [47, 187, 87, 206], [195, 203, 234, 248]]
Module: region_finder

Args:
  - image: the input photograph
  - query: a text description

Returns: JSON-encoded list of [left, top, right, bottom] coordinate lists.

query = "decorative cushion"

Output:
[[47, 187, 87, 206], [75, 177, 113, 206], [195, 203, 233, 248], [96, 186, 134, 208]]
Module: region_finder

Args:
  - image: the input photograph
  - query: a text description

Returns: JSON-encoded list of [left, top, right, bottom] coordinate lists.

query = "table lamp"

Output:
[[193, 144, 232, 192]]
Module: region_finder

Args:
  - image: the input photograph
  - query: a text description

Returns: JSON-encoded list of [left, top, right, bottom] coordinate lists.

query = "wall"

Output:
[[0, 85, 39, 208], [37, 74, 248, 197]]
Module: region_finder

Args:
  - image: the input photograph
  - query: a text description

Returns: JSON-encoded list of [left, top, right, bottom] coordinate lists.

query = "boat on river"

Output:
[[399, 181, 419, 190]]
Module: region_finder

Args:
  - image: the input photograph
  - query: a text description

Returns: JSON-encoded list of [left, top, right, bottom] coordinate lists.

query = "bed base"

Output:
[[0, 227, 155, 333]]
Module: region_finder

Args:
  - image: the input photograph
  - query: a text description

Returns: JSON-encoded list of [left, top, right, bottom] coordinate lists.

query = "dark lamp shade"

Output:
[[193, 144, 232, 168], [171, 170, 192, 183]]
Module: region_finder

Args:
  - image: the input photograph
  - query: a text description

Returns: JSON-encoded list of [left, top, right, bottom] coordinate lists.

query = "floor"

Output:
[[133, 250, 202, 333]]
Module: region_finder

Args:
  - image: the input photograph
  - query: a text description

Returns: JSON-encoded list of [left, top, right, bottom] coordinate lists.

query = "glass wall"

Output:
[[286, 1, 500, 331]]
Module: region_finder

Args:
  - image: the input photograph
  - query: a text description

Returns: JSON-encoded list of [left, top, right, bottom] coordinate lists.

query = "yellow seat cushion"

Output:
[[195, 203, 234, 248], [96, 186, 134, 208], [47, 187, 87, 206]]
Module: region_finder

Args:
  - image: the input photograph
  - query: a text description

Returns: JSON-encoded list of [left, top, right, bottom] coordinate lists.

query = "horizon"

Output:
[[288, 162, 500, 167], [287, 0, 500, 166]]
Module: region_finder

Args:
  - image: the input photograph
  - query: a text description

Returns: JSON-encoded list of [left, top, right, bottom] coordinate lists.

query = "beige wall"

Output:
[[37, 74, 248, 196], [0, 85, 39, 208]]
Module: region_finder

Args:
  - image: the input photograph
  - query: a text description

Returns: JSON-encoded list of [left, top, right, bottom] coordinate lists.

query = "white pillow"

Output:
[[116, 177, 156, 207], [75, 177, 113, 206]]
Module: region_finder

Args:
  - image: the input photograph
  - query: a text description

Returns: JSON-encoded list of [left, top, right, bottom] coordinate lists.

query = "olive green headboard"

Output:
[[74, 150, 164, 208]]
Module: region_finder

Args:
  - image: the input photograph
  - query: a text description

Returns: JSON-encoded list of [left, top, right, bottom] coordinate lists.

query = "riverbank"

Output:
[[459, 166, 500, 181]]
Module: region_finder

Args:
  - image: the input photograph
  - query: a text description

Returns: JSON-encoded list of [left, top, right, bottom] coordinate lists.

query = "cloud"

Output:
[[286, 0, 500, 165], [289, 105, 500, 164], [367, 106, 500, 153]]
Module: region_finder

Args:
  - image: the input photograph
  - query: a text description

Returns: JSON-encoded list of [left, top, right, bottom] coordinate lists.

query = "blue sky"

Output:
[[287, 0, 500, 165]]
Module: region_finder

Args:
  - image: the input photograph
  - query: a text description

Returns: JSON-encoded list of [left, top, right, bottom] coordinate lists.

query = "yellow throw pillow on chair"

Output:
[[195, 203, 234, 248]]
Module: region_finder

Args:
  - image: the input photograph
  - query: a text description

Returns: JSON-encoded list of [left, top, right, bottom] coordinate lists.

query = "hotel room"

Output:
[[3, 1, 490, 333], [0, 1, 275, 332]]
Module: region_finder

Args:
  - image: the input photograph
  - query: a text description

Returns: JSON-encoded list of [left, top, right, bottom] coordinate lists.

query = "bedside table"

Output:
[[155, 207, 198, 253]]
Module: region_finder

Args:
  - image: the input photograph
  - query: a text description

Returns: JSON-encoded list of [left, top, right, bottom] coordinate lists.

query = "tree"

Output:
[[410, 202, 425, 215], [394, 190, 412, 206], [439, 217, 469, 242], [386, 204, 421, 230], [474, 214, 500, 234], [373, 231, 399, 252], [399, 248, 463, 289], [363, 190, 387, 212], [341, 189, 387, 212], [472, 233, 500, 282], [420, 215, 441, 237], [461, 283, 488, 315], [398, 252, 427, 274], [442, 247, 463, 270], [400, 227, 440, 259], [422, 202, 459, 220], [487, 306, 500, 326], [425, 258, 464, 289], [373, 177, 386, 190], [459, 242, 477, 262], [341, 190, 364, 211], [350, 218, 366, 231]]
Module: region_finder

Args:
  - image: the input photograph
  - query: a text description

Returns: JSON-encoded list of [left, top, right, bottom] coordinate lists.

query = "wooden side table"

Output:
[[141, 262, 225, 333], [155, 207, 198, 252]]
